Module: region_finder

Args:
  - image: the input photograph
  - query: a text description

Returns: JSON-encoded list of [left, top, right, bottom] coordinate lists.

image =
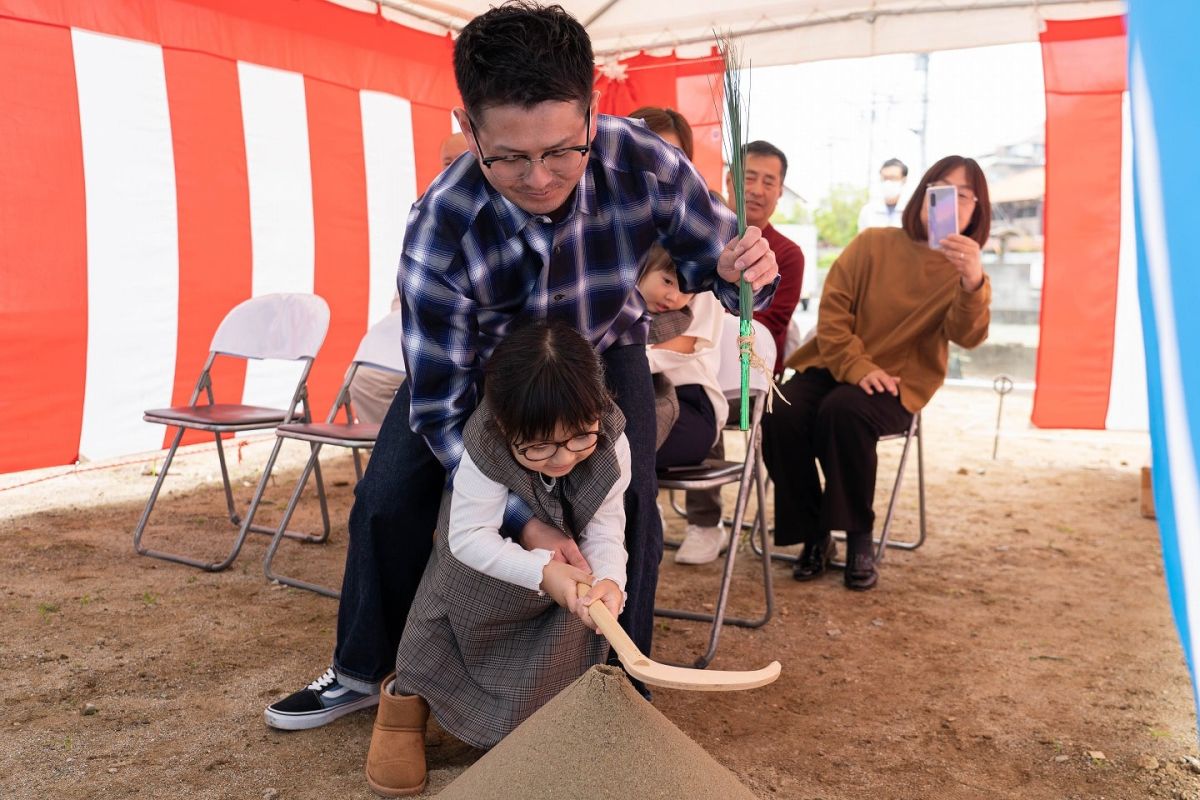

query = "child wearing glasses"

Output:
[[365, 320, 630, 796]]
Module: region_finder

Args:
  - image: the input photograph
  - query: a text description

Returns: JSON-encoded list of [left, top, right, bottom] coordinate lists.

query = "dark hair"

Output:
[[640, 243, 677, 278], [628, 106, 694, 161], [743, 140, 788, 181], [901, 155, 992, 248], [485, 319, 612, 444], [453, 2, 594, 121], [881, 157, 908, 177]]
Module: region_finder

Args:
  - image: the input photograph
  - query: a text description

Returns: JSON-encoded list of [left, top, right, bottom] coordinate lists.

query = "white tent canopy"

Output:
[[328, 0, 1123, 67]]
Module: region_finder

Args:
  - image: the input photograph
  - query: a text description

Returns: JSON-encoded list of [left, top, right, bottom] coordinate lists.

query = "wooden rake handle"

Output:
[[576, 583, 780, 692]]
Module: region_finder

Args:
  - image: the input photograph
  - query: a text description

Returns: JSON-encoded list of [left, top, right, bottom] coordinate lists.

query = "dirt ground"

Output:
[[3, 384, 1198, 799]]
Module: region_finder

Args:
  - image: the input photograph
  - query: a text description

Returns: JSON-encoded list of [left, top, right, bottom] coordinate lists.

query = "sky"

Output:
[[744, 42, 1047, 208]]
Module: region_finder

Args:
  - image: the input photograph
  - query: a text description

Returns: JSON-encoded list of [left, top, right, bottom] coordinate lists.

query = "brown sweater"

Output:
[[786, 227, 991, 413]]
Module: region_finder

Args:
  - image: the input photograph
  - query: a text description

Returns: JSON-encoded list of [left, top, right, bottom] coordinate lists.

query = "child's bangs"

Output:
[[501, 364, 605, 444]]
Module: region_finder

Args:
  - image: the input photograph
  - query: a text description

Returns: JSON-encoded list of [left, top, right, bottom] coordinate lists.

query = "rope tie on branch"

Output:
[[735, 332, 789, 413]]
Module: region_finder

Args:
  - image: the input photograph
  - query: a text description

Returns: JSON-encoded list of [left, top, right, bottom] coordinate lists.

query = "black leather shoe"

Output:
[[792, 536, 834, 582], [843, 550, 878, 591]]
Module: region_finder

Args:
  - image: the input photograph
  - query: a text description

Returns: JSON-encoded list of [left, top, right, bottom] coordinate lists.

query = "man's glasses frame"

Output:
[[466, 108, 591, 181]]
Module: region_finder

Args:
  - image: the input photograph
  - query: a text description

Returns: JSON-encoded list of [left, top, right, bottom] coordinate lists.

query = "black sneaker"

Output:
[[264, 667, 379, 731]]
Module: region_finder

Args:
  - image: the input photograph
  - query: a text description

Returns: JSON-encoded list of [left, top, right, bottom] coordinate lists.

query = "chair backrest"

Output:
[[210, 293, 330, 361], [352, 310, 407, 375], [716, 316, 776, 398]]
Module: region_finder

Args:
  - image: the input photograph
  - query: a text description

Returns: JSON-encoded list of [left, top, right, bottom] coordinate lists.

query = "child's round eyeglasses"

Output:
[[516, 431, 602, 462]]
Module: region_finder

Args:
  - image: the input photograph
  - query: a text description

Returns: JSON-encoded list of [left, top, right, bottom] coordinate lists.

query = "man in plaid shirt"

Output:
[[265, 0, 779, 732]]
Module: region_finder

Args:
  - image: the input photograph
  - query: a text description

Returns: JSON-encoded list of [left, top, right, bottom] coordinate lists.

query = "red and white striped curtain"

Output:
[[0, 0, 726, 476], [1034, 16, 1148, 430], [0, 0, 460, 473]]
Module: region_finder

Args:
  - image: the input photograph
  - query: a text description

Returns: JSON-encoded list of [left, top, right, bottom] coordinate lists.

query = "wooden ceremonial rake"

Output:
[[576, 584, 780, 691]]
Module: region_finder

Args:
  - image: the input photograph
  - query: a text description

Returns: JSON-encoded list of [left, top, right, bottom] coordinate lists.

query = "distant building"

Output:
[[978, 138, 1044, 249], [774, 183, 807, 222]]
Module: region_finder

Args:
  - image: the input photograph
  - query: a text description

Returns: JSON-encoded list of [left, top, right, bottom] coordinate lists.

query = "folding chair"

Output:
[[750, 410, 927, 565], [653, 316, 777, 669], [132, 293, 330, 572], [261, 310, 406, 598]]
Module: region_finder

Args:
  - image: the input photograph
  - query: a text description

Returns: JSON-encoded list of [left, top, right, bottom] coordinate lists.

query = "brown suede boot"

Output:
[[364, 675, 429, 797]]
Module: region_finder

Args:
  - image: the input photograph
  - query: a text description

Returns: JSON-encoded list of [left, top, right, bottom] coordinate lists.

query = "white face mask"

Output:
[[881, 179, 904, 200]]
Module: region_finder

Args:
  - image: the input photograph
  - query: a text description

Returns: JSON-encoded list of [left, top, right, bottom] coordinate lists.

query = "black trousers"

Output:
[[655, 384, 717, 469], [762, 368, 913, 547]]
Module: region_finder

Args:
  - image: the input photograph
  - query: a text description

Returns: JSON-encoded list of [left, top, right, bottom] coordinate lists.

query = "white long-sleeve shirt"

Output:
[[646, 291, 728, 443], [447, 433, 631, 594]]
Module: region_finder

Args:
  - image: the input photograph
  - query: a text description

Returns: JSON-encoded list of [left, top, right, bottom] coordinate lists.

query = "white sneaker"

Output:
[[674, 522, 727, 565]]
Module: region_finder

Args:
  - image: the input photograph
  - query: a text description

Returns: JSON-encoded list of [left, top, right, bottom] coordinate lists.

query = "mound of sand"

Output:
[[436, 665, 759, 799]]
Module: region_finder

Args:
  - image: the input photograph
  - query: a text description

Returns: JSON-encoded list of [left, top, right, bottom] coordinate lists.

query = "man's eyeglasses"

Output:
[[515, 430, 602, 462], [467, 108, 591, 181]]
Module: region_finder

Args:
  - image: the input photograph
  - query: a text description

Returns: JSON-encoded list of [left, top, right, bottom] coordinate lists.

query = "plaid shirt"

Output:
[[399, 114, 777, 529]]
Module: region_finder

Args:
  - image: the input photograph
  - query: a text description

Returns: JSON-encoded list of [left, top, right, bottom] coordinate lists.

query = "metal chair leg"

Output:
[[311, 445, 332, 541], [205, 436, 292, 571], [874, 417, 916, 562], [654, 461, 752, 667], [132, 427, 187, 559], [263, 442, 341, 598], [752, 441, 775, 619], [245, 440, 332, 544], [668, 489, 688, 518], [873, 413, 927, 553], [214, 431, 239, 524], [749, 475, 799, 565], [134, 430, 287, 572], [917, 423, 927, 545], [654, 423, 774, 669], [239, 439, 328, 545]]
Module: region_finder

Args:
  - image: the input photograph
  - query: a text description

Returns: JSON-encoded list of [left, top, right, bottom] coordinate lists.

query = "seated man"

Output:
[[264, 0, 779, 731]]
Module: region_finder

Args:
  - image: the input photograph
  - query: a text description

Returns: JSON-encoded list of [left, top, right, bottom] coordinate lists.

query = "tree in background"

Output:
[[770, 203, 812, 226], [813, 184, 868, 249]]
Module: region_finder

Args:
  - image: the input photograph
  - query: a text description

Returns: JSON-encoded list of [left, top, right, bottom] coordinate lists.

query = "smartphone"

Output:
[[926, 185, 958, 249]]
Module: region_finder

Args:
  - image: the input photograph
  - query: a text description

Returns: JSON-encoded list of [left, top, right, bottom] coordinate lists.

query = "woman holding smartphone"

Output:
[[762, 155, 991, 590]]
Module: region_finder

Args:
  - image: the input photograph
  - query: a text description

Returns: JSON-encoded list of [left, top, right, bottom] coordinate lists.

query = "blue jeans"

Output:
[[333, 344, 662, 693]]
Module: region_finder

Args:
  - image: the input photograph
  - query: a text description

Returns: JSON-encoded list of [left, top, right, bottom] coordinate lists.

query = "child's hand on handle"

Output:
[[539, 560, 593, 612], [576, 578, 623, 633]]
